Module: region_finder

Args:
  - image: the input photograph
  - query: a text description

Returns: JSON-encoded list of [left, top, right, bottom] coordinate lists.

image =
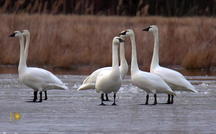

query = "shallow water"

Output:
[[0, 74, 215, 134]]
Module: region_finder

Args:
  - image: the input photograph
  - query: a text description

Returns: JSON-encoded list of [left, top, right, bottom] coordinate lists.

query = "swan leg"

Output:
[[33, 91, 38, 102], [39, 91, 43, 102], [167, 94, 171, 104], [104, 93, 110, 101], [44, 91, 48, 100], [171, 95, 174, 104], [100, 93, 105, 105], [112, 93, 117, 105], [145, 94, 149, 105], [153, 94, 157, 105], [101, 93, 105, 101]]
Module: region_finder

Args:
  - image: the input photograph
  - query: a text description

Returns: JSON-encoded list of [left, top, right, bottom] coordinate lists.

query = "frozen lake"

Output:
[[0, 74, 215, 134]]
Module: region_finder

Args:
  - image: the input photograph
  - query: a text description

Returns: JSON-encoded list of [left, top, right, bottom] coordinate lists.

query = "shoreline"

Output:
[[0, 64, 215, 76]]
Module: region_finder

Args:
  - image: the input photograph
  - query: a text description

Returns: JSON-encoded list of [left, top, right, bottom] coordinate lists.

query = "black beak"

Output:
[[118, 30, 127, 36], [9, 33, 15, 37], [142, 27, 151, 31]]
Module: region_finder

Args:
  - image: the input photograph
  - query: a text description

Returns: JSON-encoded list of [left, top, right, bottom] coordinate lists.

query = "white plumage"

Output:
[[78, 39, 128, 101], [152, 66, 196, 92], [143, 25, 197, 103], [78, 41, 128, 91], [10, 30, 68, 102], [119, 29, 175, 105], [95, 36, 123, 105], [20, 67, 68, 91]]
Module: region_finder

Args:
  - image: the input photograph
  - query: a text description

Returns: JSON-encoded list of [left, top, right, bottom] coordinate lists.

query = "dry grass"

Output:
[[0, 14, 216, 74]]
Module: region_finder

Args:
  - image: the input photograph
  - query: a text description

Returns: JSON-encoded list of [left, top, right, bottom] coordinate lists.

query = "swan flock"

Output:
[[9, 25, 197, 105]]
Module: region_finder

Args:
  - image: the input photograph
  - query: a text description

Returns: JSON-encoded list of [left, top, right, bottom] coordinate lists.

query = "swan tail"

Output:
[[48, 83, 68, 90], [168, 90, 176, 96], [166, 88, 176, 96], [192, 89, 198, 93], [188, 87, 198, 93], [77, 84, 95, 91], [186, 83, 198, 93], [58, 84, 68, 90]]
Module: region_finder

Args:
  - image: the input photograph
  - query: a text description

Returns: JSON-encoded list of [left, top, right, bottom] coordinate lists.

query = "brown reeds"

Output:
[[0, 14, 216, 74]]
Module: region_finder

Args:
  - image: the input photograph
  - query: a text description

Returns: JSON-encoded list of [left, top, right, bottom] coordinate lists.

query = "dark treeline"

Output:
[[0, 0, 216, 16]]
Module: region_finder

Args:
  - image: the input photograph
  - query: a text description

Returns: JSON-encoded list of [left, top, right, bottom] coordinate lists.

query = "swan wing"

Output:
[[83, 67, 111, 84], [132, 71, 175, 95], [78, 67, 111, 90], [21, 67, 67, 90], [95, 69, 111, 93], [79, 62, 127, 91], [152, 67, 197, 92], [95, 69, 121, 93]]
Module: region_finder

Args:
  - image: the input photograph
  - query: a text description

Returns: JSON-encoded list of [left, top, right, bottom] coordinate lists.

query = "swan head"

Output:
[[118, 29, 134, 38], [9, 31, 22, 37], [113, 36, 124, 45], [22, 29, 30, 36], [142, 25, 158, 33]]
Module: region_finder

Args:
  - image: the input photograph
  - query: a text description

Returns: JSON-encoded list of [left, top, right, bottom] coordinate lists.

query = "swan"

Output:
[[95, 36, 123, 105], [9, 30, 68, 102], [78, 40, 128, 101], [22, 30, 47, 100], [119, 29, 175, 105], [143, 25, 198, 104]]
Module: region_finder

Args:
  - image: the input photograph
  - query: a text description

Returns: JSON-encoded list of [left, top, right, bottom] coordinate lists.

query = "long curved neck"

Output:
[[112, 43, 119, 70], [151, 30, 160, 71], [120, 42, 128, 68], [130, 33, 139, 74], [24, 33, 30, 62], [18, 35, 27, 73], [119, 42, 128, 78]]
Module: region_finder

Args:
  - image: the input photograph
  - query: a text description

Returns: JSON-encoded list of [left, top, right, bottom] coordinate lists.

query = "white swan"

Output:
[[78, 40, 128, 101], [119, 29, 175, 105], [9, 30, 68, 102], [95, 36, 123, 105], [143, 25, 198, 104]]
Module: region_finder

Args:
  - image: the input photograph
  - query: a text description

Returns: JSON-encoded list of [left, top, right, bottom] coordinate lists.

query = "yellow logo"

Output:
[[10, 112, 22, 121]]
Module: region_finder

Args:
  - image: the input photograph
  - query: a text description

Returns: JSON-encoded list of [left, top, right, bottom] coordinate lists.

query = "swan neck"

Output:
[[112, 43, 119, 69], [151, 31, 160, 70], [24, 33, 30, 62], [120, 43, 128, 79], [18, 35, 27, 73], [130, 34, 139, 73], [120, 42, 127, 68]]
